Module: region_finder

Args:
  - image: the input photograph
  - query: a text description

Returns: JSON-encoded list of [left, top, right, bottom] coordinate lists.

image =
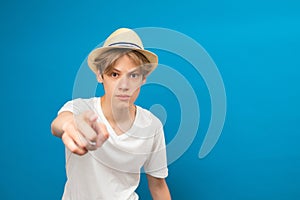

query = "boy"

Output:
[[51, 28, 171, 200]]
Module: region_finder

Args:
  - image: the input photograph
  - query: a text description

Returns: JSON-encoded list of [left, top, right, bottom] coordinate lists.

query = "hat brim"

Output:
[[87, 46, 158, 75]]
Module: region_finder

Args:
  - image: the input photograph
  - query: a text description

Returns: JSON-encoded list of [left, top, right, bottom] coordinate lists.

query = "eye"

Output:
[[130, 73, 140, 79], [111, 72, 119, 78]]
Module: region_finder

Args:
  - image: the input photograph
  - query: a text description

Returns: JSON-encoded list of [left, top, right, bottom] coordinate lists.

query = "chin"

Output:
[[113, 99, 131, 109]]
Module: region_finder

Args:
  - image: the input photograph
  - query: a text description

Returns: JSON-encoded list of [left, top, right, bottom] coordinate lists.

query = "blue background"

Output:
[[1, 0, 300, 199]]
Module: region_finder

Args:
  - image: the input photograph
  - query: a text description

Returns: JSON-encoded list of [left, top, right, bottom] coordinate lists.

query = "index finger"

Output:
[[91, 122, 109, 147]]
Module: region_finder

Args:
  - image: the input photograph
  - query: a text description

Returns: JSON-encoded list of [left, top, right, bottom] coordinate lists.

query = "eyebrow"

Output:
[[111, 68, 121, 73], [112, 67, 141, 74]]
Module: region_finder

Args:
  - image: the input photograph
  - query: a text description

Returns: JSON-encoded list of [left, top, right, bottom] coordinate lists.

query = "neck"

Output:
[[101, 96, 136, 134]]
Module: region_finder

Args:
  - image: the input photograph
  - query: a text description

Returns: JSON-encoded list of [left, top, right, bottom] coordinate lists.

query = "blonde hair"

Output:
[[93, 49, 152, 76]]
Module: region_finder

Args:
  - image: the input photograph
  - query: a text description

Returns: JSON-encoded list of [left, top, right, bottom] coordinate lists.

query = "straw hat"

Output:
[[87, 28, 158, 75]]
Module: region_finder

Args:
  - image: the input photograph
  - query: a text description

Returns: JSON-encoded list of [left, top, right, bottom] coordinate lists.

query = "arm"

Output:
[[51, 111, 109, 155], [147, 174, 171, 200]]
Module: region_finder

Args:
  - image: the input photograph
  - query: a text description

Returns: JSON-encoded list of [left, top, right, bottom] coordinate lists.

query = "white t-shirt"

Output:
[[58, 97, 168, 200]]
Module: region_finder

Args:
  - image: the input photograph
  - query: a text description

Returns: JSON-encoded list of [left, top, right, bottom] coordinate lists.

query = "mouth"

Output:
[[115, 94, 131, 101]]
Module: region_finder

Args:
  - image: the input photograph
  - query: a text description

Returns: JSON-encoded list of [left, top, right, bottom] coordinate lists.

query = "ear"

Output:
[[142, 76, 146, 85], [96, 71, 103, 83]]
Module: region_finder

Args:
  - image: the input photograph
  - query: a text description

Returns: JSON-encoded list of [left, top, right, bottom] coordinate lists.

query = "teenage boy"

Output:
[[51, 28, 171, 200]]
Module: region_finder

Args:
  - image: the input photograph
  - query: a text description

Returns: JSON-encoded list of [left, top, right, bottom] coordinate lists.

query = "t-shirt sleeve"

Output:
[[58, 98, 94, 115], [143, 126, 168, 178]]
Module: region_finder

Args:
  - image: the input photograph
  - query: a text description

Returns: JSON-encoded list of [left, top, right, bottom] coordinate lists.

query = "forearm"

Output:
[[51, 111, 74, 138], [150, 185, 171, 200], [147, 175, 171, 200]]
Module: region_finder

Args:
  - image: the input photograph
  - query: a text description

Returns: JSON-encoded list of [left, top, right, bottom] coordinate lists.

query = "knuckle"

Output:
[[77, 140, 88, 149], [69, 145, 78, 153], [86, 145, 97, 151], [87, 134, 97, 142], [77, 150, 87, 156], [69, 145, 87, 155]]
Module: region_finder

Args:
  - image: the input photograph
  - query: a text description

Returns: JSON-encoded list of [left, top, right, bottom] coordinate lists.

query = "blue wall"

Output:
[[1, 0, 299, 199]]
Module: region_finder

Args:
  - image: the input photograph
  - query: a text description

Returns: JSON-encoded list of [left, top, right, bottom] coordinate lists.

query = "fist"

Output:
[[61, 111, 109, 155]]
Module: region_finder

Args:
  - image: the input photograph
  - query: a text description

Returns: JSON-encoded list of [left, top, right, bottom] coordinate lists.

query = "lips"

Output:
[[116, 94, 131, 101]]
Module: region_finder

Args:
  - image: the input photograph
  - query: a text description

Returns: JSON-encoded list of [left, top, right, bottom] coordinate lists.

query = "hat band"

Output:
[[108, 42, 142, 49]]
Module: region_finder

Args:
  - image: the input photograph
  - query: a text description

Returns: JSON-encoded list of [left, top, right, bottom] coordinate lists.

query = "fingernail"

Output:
[[88, 141, 96, 146]]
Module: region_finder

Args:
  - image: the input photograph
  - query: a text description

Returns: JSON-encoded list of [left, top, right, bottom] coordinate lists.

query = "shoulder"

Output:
[[67, 97, 98, 106], [71, 97, 98, 104], [59, 97, 99, 114]]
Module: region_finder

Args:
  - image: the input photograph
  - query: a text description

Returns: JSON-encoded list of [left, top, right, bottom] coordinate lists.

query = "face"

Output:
[[97, 54, 146, 109]]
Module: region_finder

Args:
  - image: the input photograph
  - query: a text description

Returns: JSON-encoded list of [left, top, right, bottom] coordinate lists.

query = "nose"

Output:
[[118, 76, 129, 91]]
